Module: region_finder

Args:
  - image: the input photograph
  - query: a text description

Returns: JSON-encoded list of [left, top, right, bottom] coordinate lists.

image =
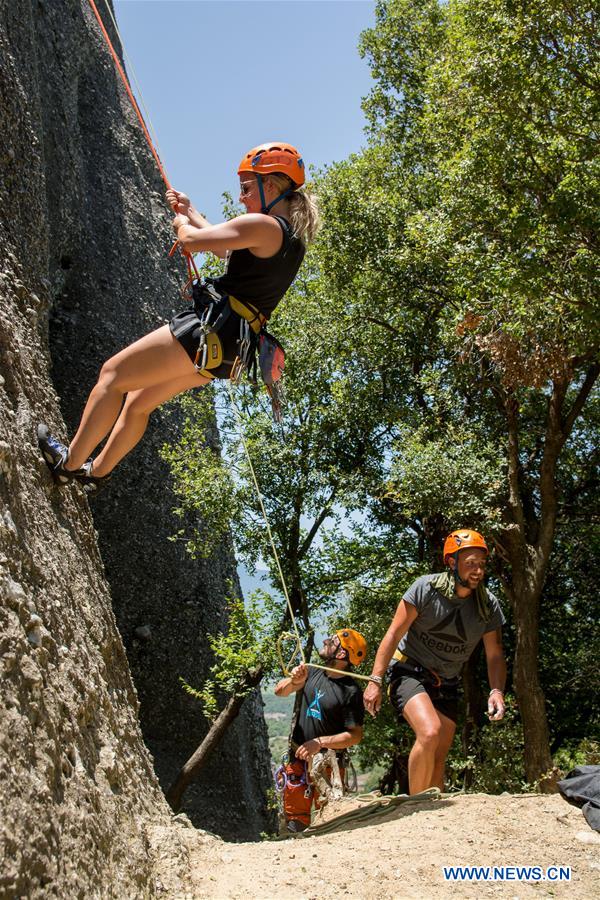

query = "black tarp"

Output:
[[557, 765, 600, 832]]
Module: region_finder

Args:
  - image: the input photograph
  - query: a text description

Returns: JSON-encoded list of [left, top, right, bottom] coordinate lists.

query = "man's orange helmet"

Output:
[[336, 628, 367, 666], [443, 529, 488, 564], [238, 142, 305, 187]]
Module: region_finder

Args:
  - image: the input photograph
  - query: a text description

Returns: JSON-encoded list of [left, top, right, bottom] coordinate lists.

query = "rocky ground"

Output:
[[148, 793, 600, 899]]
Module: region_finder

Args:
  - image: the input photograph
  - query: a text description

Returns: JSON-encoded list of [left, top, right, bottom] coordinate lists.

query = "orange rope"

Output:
[[85, 0, 204, 274], [86, 0, 171, 190]]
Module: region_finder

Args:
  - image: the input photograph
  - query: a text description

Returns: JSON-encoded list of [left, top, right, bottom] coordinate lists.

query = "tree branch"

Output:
[[562, 363, 600, 439], [298, 484, 339, 559], [505, 392, 527, 537]]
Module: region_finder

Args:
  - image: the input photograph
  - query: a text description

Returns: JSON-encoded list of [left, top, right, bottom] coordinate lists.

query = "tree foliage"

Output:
[[162, 0, 599, 794]]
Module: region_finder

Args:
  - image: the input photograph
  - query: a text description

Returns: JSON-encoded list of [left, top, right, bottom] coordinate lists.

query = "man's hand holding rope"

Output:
[[289, 663, 308, 686]]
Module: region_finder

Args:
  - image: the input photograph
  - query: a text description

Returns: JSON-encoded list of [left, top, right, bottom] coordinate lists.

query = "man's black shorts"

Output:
[[387, 661, 460, 724]]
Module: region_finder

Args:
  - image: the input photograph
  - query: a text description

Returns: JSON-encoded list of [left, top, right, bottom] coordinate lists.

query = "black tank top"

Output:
[[208, 216, 305, 319]]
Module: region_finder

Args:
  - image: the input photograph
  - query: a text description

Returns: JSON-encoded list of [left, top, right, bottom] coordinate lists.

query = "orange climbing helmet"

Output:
[[336, 628, 367, 666], [443, 529, 488, 564], [238, 142, 306, 188]]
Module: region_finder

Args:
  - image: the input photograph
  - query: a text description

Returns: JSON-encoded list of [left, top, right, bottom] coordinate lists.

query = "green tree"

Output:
[[161, 0, 599, 796], [314, 0, 599, 786]]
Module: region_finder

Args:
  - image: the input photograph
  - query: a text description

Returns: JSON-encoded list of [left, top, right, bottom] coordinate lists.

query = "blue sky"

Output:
[[112, 0, 377, 222]]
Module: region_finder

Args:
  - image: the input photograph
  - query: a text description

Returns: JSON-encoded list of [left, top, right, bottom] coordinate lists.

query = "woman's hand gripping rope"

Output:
[[166, 189, 191, 216], [166, 189, 200, 299]]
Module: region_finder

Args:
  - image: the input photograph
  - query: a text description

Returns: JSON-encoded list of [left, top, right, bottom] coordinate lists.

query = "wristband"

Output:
[[489, 688, 504, 697], [369, 675, 383, 686]]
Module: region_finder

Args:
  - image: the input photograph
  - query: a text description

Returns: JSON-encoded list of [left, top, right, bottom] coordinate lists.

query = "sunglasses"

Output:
[[325, 635, 348, 658], [239, 181, 255, 196]]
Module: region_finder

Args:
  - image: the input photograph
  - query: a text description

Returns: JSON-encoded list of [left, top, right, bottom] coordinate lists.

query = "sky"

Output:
[[112, 0, 377, 223]]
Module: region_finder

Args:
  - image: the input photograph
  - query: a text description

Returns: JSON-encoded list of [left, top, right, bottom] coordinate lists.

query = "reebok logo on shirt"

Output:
[[420, 608, 469, 656]]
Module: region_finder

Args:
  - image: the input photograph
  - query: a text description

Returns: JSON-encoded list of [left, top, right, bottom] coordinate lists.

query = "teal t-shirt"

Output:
[[398, 574, 505, 679]]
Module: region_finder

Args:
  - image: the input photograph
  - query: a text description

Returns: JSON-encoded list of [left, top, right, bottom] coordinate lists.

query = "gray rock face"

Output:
[[0, 0, 273, 893]]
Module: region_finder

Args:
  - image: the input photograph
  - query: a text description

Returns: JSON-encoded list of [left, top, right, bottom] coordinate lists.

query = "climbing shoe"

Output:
[[37, 424, 83, 485], [76, 460, 112, 495]]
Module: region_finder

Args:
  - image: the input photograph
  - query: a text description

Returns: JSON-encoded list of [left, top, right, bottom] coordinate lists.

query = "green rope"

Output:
[[228, 384, 376, 685], [275, 788, 442, 839], [277, 632, 379, 684], [227, 383, 305, 661]]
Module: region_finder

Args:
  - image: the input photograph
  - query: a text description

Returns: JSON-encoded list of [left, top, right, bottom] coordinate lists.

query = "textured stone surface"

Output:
[[0, 0, 272, 894]]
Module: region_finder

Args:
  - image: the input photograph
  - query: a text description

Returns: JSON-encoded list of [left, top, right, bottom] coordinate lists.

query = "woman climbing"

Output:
[[38, 142, 319, 492]]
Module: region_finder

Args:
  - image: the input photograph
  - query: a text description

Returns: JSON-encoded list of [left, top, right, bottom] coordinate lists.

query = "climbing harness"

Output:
[[274, 757, 310, 798], [391, 649, 444, 689], [274, 747, 352, 824], [187, 282, 286, 420]]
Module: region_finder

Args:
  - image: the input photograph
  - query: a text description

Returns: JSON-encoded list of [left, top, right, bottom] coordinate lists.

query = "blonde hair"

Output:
[[267, 173, 321, 245]]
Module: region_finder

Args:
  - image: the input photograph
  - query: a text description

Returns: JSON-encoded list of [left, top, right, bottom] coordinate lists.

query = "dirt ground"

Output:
[[148, 793, 600, 899]]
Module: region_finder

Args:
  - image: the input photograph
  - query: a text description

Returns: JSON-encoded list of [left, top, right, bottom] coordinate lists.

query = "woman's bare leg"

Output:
[[67, 325, 202, 470], [91, 371, 211, 476]]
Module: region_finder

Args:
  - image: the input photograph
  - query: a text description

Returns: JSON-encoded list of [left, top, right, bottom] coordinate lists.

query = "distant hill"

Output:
[[238, 566, 274, 602]]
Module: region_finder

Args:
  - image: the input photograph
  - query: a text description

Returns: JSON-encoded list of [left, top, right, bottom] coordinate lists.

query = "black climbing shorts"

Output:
[[387, 661, 460, 724], [169, 306, 241, 380]]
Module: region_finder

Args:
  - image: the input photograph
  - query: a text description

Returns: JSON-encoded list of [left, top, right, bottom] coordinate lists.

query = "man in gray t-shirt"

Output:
[[363, 529, 507, 795]]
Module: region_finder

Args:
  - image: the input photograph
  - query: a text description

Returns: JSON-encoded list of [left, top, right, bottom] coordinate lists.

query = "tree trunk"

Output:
[[166, 667, 264, 812], [503, 392, 555, 790], [502, 369, 599, 789], [509, 572, 554, 790]]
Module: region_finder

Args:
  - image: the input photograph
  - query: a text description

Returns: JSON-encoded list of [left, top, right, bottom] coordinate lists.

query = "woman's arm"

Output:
[[173, 213, 284, 258]]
